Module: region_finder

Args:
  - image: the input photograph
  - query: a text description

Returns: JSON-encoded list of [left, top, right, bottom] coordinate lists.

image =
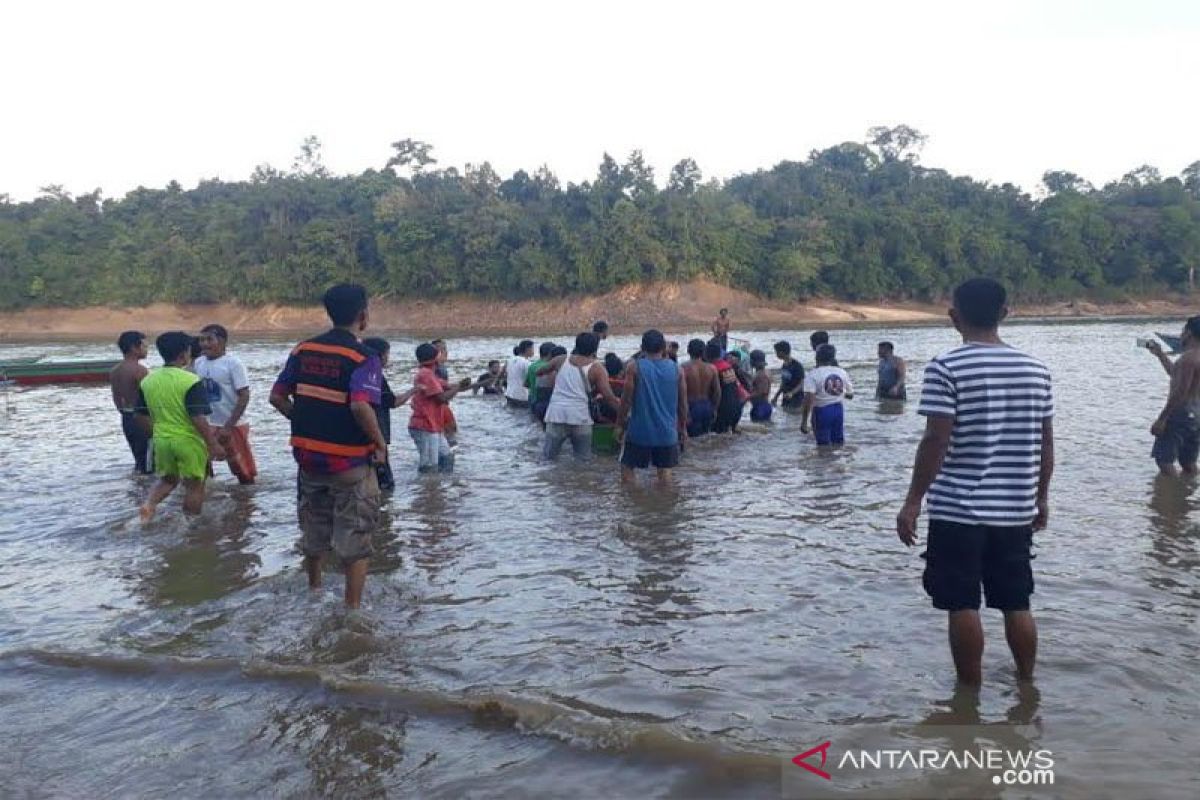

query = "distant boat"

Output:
[[0, 356, 44, 368], [0, 359, 119, 386]]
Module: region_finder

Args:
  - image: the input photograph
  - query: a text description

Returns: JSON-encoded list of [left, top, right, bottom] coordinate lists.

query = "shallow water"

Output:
[[1, 322, 1197, 799]]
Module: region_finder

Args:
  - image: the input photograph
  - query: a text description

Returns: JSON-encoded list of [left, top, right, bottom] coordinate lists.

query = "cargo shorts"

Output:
[[297, 465, 380, 564]]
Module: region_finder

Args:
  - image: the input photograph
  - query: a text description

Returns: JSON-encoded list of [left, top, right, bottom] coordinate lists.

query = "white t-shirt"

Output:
[[194, 354, 249, 426], [803, 366, 853, 407], [505, 356, 530, 402]]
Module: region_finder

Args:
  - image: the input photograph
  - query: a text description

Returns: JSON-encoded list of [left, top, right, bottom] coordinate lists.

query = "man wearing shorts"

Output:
[[270, 284, 387, 609], [1146, 316, 1200, 475], [136, 332, 225, 521], [616, 330, 688, 486], [897, 278, 1055, 687], [195, 323, 257, 484]]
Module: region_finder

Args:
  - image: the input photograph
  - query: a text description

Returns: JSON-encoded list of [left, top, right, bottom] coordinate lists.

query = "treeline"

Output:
[[2, 126, 1200, 310]]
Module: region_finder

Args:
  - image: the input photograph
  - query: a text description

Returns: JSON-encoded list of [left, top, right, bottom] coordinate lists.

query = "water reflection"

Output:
[[1146, 474, 1200, 600], [614, 491, 696, 628]]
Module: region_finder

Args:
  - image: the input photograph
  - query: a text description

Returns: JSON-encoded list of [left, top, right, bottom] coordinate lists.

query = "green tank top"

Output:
[[140, 366, 204, 444]]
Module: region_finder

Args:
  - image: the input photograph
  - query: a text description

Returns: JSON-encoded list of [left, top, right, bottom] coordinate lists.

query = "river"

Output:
[[0, 320, 1196, 799]]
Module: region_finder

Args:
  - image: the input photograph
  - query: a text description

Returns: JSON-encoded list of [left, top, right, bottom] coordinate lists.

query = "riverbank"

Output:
[[0, 280, 1195, 339]]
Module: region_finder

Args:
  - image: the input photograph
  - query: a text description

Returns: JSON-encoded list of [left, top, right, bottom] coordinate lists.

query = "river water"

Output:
[[0, 320, 1197, 799]]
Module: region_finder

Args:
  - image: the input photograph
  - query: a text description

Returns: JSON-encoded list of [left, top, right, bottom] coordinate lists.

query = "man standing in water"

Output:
[[1146, 318, 1200, 476], [111, 330, 152, 474], [682, 339, 719, 437], [195, 324, 257, 484], [617, 330, 688, 486], [270, 284, 386, 609], [770, 340, 805, 410], [876, 341, 907, 401], [897, 278, 1055, 687], [711, 308, 731, 354]]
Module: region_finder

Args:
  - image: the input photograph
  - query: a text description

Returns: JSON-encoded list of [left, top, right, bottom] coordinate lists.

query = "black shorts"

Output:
[[620, 441, 680, 470], [921, 520, 1034, 612], [1152, 410, 1200, 467]]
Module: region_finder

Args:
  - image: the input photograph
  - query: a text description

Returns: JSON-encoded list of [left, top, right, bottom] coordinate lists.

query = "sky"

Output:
[[3, 0, 1199, 201]]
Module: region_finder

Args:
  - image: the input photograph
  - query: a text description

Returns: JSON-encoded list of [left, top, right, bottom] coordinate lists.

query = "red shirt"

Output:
[[408, 366, 448, 432]]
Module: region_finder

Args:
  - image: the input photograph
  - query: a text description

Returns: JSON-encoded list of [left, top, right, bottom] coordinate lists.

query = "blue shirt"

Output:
[[626, 358, 680, 447]]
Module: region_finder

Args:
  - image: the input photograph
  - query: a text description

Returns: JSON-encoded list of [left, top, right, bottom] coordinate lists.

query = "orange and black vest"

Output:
[[288, 329, 375, 458]]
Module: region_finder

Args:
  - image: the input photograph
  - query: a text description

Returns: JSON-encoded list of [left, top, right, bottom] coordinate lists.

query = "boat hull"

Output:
[[1, 360, 119, 386]]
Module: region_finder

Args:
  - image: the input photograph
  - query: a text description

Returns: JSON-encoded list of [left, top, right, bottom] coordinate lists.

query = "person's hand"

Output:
[[889, 386, 901, 398], [373, 444, 389, 464], [896, 500, 921, 546], [210, 443, 227, 461], [1151, 418, 1168, 437], [458, 377, 473, 390], [614, 424, 625, 444], [1147, 340, 1164, 357], [1033, 498, 1049, 531]]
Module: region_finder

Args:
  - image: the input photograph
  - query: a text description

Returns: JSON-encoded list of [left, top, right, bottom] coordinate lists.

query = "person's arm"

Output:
[[1147, 340, 1175, 376], [184, 382, 225, 459], [844, 373, 854, 401], [1034, 418, 1054, 531], [890, 358, 907, 397], [537, 354, 567, 377], [393, 388, 415, 408], [707, 369, 720, 408], [224, 361, 251, 429], [591, 363, 621, 409], [133, 387, 154, 436], [351, 401, 388, 462], [615, 360, 639, 436], [800, 393, 814, 432], [1152, 355, 1198, 435], [110, 370, 124, 412], [896, 415, 954, 545], [269, 355, 298, 419], [677, 366, 689, 437]]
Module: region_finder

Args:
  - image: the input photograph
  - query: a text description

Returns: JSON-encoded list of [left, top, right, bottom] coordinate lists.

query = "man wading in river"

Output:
[[897, 278, 1055, 687], [1145, 317, 1200, 476], [270, 284, 386, 609]]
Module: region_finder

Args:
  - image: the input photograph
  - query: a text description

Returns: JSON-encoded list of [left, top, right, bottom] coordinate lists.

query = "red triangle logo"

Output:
[[792, 741, 832, 780]]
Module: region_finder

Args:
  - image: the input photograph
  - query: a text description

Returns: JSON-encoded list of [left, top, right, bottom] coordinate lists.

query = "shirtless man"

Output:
[[1147, 316, 1200, 475], [681, 339, 720, 437], [110, 330, 152, 473], [711, 308, 731, 354]]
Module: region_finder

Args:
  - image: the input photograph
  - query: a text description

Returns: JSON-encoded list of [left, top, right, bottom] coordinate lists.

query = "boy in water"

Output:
[[474, 360, 505, 395], [749, 350, 773, 422], [363, 337, 415, 492], [136, 332, 225, 520], [800, 344, 854, 447], [195, 323, 257, 484], [110, 330, 152, 474], [409, 343, 471, 473], [771, 340, 805, 410], [682, 339, 719, 437]]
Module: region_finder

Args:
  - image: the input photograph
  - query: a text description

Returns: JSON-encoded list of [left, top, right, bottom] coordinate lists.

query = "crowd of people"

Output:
[[106, 276, 1200, 687]]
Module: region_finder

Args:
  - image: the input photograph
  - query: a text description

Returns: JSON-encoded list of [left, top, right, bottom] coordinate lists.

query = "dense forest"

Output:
[[2, 126, 1199, 311]]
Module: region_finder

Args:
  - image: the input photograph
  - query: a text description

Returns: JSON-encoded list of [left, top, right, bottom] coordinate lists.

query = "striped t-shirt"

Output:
[[918, 343, 1054, 526]]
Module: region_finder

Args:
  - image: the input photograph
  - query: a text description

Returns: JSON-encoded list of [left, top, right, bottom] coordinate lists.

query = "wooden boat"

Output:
[[0, 356, 43, 368], [0, 359, 120, 386]]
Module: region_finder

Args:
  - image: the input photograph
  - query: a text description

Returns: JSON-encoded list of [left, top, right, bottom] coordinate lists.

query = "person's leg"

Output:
[[1179, 424, 1199, 475], [1003, 610, 1038, 681], [831, 403, 845, 446], [569, 425, 592, 461], [437, 434, 454, 472], [543, 423, 568, 461], [947, 610, 985, 686], [620, 442, 648, 484], [813, 406, 832, 446], [298, 471, 334, 590], [621, 465, 637, 484], [181, 478, 205, 515], [122, 413, 151, 473], [139, 475, 179, 521], [305, 553, 324, 590], [1153, 426, 1180, 476], [332, 467, 378, 608], [652, 445, 680, 487], [411, 429, 436, 472], [344, 558, 369, 608]]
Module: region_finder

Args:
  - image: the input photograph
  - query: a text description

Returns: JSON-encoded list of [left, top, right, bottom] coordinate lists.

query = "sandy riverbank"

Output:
[[0, 280, 1196, 339]]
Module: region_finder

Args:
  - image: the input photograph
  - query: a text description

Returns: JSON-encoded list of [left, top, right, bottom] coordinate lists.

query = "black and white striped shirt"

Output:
[[918, 343, 1054, 526]]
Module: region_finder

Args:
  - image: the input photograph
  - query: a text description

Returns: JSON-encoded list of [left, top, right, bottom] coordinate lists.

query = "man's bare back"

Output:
[[683, 360, 719, 406], [110, 360, 148, 412]]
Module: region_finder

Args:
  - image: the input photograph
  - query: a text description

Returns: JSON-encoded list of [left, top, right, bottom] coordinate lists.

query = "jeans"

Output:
[[543, 422, 592, 461], [409, 428, 453, 472]]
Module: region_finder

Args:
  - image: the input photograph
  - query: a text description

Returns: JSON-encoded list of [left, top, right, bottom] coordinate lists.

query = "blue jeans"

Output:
[[409, 428, 453, 472], [543, 422, 592, 461]]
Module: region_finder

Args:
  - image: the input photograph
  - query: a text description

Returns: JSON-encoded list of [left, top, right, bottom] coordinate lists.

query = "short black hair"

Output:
[[810, 331, 829, 349], [668, 340, 679, 350], [117, 330, 145, 354], [704, 342, 722, 361], [687, 338, 705, 358], [604, 353, 623, 377], [750, 349, 766, 368], [363, 336, 390, 356], [200, 323, 228, 341], [539, 341, 556, 359], [1184, 316, 1200, 339], [726, 350, 741, 361], [641, 329, 666, 354], [953, 278, 1007, 329], [415, 342, 439, 364], [552, 345, 568, 358], [431, 339, 446, 348], [574, 332, 600, 357], [323, 283, 369, 327], [487, 359, 500, 368], [156, 331, 194, 364], [592, 320, 609, 335], [774, 340, 792, 357], [815, 344, 837, 365], [878, 341, 895, 353], [719, 307, 728, 314], [514, 339, 534, 356]]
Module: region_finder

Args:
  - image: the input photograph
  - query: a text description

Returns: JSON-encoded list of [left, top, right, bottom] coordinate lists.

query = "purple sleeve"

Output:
[[271, 354, 298, 396], [349, 355, 383, 405]]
